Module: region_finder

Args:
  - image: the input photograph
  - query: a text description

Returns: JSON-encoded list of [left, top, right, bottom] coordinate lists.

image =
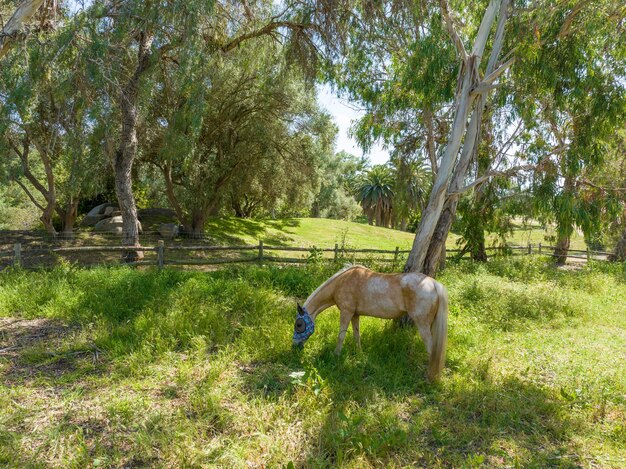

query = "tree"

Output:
[[142, 37, 334, 233], [355, 165, 394, 227], [333, 0, 625, 276], [78, 0, 339, 258], [389, 156, 431, 231], [0, 0, 48, 59], [311, 150, 366, 220], [0, 7, 103, 235]]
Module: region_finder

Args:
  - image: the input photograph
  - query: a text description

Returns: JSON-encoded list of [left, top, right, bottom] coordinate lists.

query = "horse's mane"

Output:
[[303, 264, 365, 309]]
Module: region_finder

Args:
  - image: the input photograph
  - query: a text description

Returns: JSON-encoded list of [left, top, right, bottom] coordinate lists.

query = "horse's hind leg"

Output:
[[335, 310, 353, 355], [415, 321, 433, 355], [408, 306, 434, 356], [351, 315, 361, 350]]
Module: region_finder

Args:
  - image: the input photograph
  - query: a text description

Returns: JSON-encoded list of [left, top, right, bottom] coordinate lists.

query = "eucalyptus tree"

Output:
[[511, 1, 626, 263], [0, 0, 49, 59], [333, 0, 625, 275]]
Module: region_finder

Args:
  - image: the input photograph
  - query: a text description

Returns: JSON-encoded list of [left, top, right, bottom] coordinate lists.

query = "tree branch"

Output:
[[447, 164, 537, 198], [221, 21, 318, 54], [14, 178, 45, 212], [439, 0, 468, 61], [0, 0, 46, 59]]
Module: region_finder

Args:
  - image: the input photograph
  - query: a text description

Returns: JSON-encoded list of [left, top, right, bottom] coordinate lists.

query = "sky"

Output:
[[317, 85, 390, 166]]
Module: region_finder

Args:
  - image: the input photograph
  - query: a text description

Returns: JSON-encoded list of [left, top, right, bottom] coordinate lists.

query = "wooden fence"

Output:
[[0, 240, 616, 270]]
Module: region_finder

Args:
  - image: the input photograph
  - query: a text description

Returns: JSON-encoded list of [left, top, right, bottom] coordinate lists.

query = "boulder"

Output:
[[94, 216, 143, 234], [94, 215, 123, 233], [159, 223, 179, 239], [82, 203, 118, 226], [103, 206, 116, 216]]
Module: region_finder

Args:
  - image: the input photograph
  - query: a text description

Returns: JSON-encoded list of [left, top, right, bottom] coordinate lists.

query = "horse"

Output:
[[292, 265, 449, 381]]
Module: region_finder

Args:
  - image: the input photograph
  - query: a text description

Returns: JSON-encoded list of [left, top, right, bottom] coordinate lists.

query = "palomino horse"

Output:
[[292, 265, 448, 381]]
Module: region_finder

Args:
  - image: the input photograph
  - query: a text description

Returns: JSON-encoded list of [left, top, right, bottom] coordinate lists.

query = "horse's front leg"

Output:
[[335, 310, 353, 355]]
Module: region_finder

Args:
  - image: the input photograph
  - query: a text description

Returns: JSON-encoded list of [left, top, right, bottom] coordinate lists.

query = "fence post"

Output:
[[528, 243, 531, 255], [13, 243, 21, 267], [157, 240, 165, 271], [258, 240, 264, 262], [334, 243, 338, 262], [538, 243, 542, 254], [586, 247, 590, 262], [393, 246, 399, 266]]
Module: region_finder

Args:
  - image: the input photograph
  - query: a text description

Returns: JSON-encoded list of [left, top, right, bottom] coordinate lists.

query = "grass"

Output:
[[203, 217, 587, 251], [204, 217, 420, 250], [1, 257, 625, 467]]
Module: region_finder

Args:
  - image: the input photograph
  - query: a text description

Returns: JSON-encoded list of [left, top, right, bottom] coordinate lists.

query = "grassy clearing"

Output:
[[204, 217, 420, 250], [1, 258, 625, 467], [203, 217, 587, 251]]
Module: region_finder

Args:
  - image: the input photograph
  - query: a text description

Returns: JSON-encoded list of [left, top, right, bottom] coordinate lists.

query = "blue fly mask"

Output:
[[293, 303, 315, 346]]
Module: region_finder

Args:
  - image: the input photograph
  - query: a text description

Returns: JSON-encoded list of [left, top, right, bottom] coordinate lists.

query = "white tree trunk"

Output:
[[404, 0, 503, 273], [0, 0, 46, 59]]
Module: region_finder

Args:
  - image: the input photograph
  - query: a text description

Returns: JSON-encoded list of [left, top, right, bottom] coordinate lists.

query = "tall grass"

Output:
[[0, 258, 625, 467]]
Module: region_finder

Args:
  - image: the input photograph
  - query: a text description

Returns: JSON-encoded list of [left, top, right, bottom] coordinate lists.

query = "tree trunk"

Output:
[[553, 174, 575, 265], [56, 198, 79, 236], [115, 32, 153, 262], [612, 228, 626, 261], [404, 55, 480, 272], [0, 0, 46, 59], [405, 0, 509, 275], [311, 199, 321, 218], [470, 227, 488, 262], [553, 231, 571, 265], [398, 0, 506, 326], [185, 210, 207, 237]]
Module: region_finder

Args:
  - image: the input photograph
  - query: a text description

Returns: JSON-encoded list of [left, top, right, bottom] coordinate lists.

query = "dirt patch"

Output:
[[0, 317, 73, 355], [0, 317, 102, 383]]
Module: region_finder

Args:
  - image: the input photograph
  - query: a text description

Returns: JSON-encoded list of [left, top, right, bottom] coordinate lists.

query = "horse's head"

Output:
[[293, 303, 315, 347]]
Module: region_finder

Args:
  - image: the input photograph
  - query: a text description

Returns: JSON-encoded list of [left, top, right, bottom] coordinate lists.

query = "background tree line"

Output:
[[1, 0, 625, 269]]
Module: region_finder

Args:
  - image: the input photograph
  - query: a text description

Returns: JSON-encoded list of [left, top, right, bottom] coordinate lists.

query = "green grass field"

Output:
[[203, 217, 587, 251], [1, 257, 624, 467]]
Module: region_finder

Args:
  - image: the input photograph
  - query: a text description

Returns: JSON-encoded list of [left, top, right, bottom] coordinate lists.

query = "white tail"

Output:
[[428, 283, 448, 381]]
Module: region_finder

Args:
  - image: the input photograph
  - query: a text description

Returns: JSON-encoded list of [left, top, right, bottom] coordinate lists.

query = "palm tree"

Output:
[[355, 165, 395, 227], [391, 157, 432, 231]]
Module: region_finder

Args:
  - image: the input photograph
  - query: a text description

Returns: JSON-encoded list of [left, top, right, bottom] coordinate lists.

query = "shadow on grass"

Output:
[[0, 317, 106, 385], [235, 321, 579, 467], [203, 217, 301, 246]]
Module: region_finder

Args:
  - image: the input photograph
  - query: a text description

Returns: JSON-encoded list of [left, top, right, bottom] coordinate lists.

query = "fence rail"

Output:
[[0, 239, 618, 270]]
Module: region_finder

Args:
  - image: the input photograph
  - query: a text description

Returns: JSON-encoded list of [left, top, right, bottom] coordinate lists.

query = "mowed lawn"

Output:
[[1, 257, 624, 467], [203, 217, 587, 251]]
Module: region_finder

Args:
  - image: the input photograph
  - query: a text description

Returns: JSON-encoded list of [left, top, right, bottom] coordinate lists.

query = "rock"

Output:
[[94, 215, 123, 233], [103, 206, 116, 216], [82, 214, 107, 226], [82, 203, 118, 227], [159, 223, 179, 239], [87, 203, 117, 217], [94, 216, 142, 234]]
